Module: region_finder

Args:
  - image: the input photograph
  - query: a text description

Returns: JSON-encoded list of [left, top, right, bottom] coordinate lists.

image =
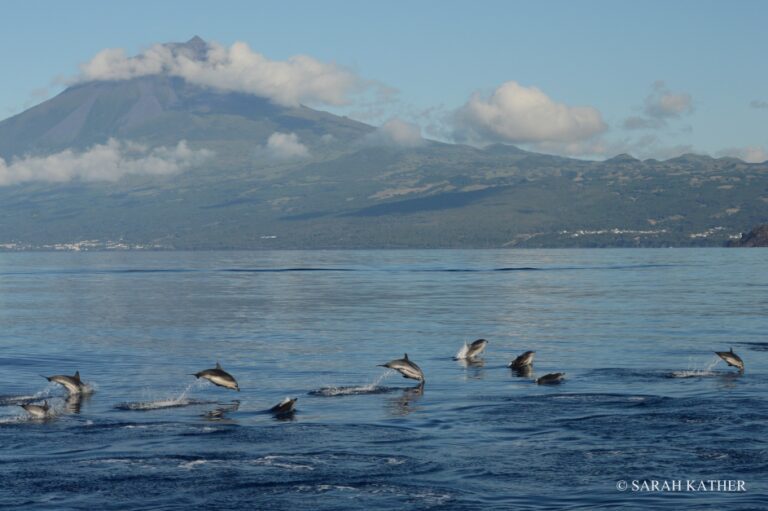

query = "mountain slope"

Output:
[[0, 75, 373, 159], [0, 38, 766, 249]]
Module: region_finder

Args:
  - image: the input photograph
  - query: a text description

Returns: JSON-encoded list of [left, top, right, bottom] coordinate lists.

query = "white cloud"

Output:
[[452, 81, 606, 145], [644, 81, 693, 119], [625, 81, 693, 130], [77, 40, 374, 107], [259, 132, 310, 161], [364, 118, 425, 147], [0, 139, 211, 186], [716, 146, 768, 163]]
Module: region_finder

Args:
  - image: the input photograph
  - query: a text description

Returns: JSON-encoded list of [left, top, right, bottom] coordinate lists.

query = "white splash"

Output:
[[117, 380, 207, 410], [253, 455, 314, 471], [80, 383, 97, 395], [179, 459, 208, 469], [669, 356, 722, 378], [362, 369, 395, 391], [311, 370, 395, 396], [454, 342, 470, 360], [0, 382, 59, 406]]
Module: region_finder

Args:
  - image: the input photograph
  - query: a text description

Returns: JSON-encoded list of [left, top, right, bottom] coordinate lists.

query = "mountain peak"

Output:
[[605, 153, 640, 164], [184, 35, 208, 46], [165, 35, 209, 61], [184, 35, 207, 51]]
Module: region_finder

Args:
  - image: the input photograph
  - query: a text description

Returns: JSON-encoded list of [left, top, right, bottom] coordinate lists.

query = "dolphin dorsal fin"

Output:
[[404, 353, 409, 360], [74, 371, 81, 382], [216, 361, 222, 369], [730, 347, 734, 353], [43, 400, 49, 409]]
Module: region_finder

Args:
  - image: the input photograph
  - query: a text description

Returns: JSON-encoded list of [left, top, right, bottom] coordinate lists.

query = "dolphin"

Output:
[[20, 400, 50, 419], [509, 351, 536, 370], [379, 353, 425, 383], [715, 348, 744, 372], [42, 371, 85, 395], [464, 339, 489, 359], [193, 362, 240, 391], [536, 372, 565, 385], [270, 397, 298, 416]]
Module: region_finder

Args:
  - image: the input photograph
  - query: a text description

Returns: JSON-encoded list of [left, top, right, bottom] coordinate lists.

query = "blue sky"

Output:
[[2, 0, 766, 160]]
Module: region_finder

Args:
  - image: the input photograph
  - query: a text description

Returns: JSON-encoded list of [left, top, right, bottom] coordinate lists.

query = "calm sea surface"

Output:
[[0, 249, 766, 510]]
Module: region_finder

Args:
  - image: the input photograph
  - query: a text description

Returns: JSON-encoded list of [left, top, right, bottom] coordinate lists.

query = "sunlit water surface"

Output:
[[0, 249, 766, 510]]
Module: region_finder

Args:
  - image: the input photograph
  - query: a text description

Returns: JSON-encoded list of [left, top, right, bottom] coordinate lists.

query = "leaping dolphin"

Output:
[[270, 397, 298, 416], [379, 353, 425, 383], [536, 372, 565, 385], [715, 348, 744, 372], [455, 339, 488, 360], [20, 400, 50, 419], [193, 362, 240, 391], [509, 351, 535, 370], [42, 371, 85, 395]]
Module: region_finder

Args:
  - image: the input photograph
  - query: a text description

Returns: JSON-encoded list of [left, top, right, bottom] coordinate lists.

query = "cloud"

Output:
[[644, 81, 693, 118], [0, 139, 211, 186], [716, 146, 768, 163], [750, 100, 768, 109], [258, 132, 310, 161], [625, 81, 693, 130], [452, 81, 606, 145], [364, 118, 425, 147], [77, 39, 375, 107]]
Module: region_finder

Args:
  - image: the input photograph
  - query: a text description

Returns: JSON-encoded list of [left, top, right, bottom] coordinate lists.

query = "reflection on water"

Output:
[[511, 365, 534, 379], [386, 384, 424, 417], [202, 400, 240, 421], [65, 393, 91, 414]]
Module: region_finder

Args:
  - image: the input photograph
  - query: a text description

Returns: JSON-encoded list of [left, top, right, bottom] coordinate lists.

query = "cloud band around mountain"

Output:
[[0, 139, 212, 186], [77, 40, 374, 107]]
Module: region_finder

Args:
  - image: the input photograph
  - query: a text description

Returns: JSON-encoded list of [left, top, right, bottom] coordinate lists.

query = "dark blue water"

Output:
[[1, 249, 766, 510]]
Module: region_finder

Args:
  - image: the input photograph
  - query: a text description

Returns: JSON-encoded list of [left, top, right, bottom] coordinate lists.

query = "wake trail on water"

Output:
[[115, 380, 215, 411], [0, 382, 59, 406], [308, 370, 398, 397], [668, 356, 724, 378]]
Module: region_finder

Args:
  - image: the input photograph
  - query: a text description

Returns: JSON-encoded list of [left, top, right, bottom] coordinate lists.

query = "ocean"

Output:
[[0, 249, 766, 510]]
